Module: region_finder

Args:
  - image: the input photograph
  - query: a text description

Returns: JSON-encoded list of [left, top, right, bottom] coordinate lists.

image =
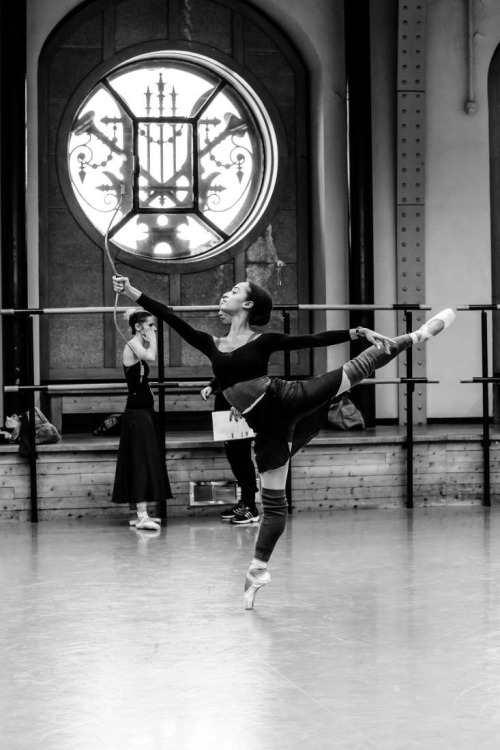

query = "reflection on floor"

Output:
[[1, 507, 500, 749]]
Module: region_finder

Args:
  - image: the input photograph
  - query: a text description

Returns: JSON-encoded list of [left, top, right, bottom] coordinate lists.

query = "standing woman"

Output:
[[112, 309, 171, 531], [112, 276, 454, 605], [200, 307, 259, 525]]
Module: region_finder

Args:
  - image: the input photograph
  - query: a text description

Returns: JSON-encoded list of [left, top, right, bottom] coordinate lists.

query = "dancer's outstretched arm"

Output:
[[113, 275, 214, 358], [263, 327, 395, 354]]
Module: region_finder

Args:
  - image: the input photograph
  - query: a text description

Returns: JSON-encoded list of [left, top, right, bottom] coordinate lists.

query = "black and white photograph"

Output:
[[1, 1, 500, 748]]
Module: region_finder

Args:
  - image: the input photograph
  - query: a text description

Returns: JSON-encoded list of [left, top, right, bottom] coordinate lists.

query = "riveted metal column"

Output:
[[397, 1, 427, 425]]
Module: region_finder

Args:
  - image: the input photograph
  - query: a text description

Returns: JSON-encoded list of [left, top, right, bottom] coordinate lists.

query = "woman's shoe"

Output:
[[135, 516, 161, 531], [231, 506, 260, 524], [244, 567, 271, 610], [129, 516, 161, 527], [220, 502, 244, 521], [416, 308, 456, 341]]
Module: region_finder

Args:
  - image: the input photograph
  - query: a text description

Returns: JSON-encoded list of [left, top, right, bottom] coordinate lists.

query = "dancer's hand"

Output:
[[112, 275, 129, 293], [229, 406, 242, 421], [358, 328, 395, 354], [142, 326, 156, 344], [112, 275, 141, 301], [200, 386, 213, 401]]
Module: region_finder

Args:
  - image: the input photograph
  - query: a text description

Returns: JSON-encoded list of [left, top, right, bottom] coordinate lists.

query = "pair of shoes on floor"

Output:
[[244, 567, 271, 610], [130, 515, 161, 531], [220, 502, 245, 521], [221, 502, 259, 523], [231, 506, 260, 525], [129, 516, 161, 527]]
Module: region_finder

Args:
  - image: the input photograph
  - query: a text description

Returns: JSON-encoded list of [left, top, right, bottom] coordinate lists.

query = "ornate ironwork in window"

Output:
[[65, 53, 281, 266]]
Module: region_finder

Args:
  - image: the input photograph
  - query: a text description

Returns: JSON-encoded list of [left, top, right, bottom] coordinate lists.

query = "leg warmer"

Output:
[[343, 334, 413, 388], [254, 488, 288, 563]]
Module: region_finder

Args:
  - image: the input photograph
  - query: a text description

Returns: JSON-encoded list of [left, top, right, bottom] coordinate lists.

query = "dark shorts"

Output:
[[244, 369, 344, 473]]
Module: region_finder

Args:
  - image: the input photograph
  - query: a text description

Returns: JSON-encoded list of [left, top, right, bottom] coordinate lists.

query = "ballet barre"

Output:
[[0, 302, 431, 315], [1, 301, 436, 521], [457, 304, 500, 310], [4, 381, 209, 392], [4, 377, 439, 392]]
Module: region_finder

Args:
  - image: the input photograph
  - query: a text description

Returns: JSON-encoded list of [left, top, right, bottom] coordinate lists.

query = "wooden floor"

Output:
[[0, 424, 499, 521], [2, 507, 500, 749]]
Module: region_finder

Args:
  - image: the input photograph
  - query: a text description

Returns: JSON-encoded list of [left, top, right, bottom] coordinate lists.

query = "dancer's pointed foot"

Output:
[[244, 567, 271, 610], [415, 308, 456, 342]]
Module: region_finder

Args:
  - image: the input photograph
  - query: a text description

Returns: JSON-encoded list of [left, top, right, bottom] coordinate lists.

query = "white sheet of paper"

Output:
[[211, 410, 256, 441]]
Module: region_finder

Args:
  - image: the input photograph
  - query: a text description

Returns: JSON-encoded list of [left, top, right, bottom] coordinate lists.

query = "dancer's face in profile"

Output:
[[219, 282, 253, 317], [136, 316, 156, 339]]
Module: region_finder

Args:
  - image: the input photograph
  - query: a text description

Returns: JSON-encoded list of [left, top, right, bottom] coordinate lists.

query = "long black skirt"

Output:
[[112, 407, 172, 505]]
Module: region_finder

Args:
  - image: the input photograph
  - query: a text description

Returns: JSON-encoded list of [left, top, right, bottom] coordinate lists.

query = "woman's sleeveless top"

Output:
[[124, 360, 154, 409]]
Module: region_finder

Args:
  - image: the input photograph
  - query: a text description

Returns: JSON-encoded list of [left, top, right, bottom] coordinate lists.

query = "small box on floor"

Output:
[[189, 480, 239, 506]]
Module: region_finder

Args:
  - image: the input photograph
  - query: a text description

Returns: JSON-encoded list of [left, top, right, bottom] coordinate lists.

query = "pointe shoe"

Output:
[[135, 516, 161, 531], [244, 567, 271, 610], [416, 308, 456, 341], [129, 516, 161, 527]]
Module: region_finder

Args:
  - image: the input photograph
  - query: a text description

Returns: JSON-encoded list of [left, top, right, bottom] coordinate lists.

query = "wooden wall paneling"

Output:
[[2, 434, 498, 520]]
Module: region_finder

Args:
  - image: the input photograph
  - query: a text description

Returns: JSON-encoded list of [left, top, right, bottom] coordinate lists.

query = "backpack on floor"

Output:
[[16, 407, 61, 457]]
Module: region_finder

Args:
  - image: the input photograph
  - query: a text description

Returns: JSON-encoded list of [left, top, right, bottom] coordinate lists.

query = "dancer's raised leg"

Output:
[[340, 308, 455, 392]]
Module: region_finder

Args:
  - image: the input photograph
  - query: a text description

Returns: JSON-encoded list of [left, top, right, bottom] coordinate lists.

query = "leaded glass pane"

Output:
[[138, 123, 194, 209], [107, 62, 219, 118], [198, 88, 262, 235]]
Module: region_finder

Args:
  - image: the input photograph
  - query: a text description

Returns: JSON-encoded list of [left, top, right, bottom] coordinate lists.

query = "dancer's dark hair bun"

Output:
[[246, 281, 273, 326]]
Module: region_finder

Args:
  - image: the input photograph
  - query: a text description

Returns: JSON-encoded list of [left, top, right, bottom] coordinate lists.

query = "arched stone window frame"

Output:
[[56, 40, 288, 274]]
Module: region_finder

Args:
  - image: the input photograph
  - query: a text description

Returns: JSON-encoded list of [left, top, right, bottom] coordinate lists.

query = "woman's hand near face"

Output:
[[142, 325, 157, 345]]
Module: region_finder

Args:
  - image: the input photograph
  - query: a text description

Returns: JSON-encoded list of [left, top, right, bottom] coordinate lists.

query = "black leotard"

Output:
[[124, 360, 153, 409], [138, 293, 351, 390]]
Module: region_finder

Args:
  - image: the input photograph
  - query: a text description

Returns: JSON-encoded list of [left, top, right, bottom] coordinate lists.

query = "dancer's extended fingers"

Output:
[[366, 330, 396, 347], [374, 334, 396, 353]]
